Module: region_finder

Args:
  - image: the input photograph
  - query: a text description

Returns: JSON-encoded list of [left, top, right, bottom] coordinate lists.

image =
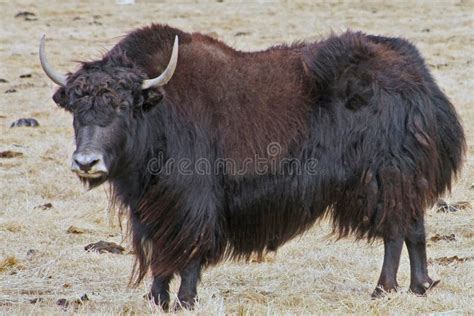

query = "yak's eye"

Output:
[[73, 90, 83, 98]]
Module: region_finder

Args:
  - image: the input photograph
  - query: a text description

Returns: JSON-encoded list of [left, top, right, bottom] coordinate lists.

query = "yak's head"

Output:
[[39, 35, 178, 186]]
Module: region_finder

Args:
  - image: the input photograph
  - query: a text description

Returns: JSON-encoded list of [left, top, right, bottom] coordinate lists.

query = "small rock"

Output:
[[15, 11, 36, 18], [235, 31, 251, 37], [19, 74, 32, 78], [56, 294, 89, 309], [56, 298, 69, 309], [29, 297, 43, 304], [34, 202, 53, 210], [5, 89, 16, 93], [450, 201, 471, 211], [0, 78, 8, 83], [430, 255, 474, 266], [10, 118, 39, 128], [80, 294, 89, 302], [430, 233, 456, 242], [14, 11, 37, 21], [422, 28, 431, 32], [436, 199, 471, 212], [85, 241, 125, 254], [0, 151, 23, 158], [26, 249, 39, 258]]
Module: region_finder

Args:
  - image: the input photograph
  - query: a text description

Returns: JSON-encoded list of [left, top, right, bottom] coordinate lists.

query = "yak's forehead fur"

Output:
[[64, 52, 145, 126]]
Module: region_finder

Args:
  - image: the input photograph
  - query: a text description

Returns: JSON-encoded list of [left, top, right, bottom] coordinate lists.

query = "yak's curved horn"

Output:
[[142, 35, 179, 90], [39, 34, 67, 86]]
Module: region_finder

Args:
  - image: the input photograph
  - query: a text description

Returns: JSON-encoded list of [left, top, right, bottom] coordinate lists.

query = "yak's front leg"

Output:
[[372, 235, 404, 297], [148, 274, 173, 311], [405, 217, 440, 295], [174, 259, 202, 310]]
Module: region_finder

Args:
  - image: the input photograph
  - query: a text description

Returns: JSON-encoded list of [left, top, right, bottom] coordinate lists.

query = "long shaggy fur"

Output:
[[65, 25, 465, 284]]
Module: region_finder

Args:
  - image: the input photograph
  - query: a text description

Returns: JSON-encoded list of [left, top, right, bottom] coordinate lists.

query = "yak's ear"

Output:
[[142, 88, 163, 112], [52, 87, 69, 109]]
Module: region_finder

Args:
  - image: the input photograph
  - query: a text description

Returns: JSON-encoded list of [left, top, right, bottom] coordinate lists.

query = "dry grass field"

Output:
[[1, 0, 473, 315]]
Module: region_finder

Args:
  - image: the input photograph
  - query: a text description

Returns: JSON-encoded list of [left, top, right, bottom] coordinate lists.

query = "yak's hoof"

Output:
[[371, 284, 399, 299], [144, 292, 170, 311], [173, 296, 197, 311], [409, 278, 440, 296]]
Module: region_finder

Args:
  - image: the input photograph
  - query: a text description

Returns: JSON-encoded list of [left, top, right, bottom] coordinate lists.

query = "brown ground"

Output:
[[1, 0, 473, 314]]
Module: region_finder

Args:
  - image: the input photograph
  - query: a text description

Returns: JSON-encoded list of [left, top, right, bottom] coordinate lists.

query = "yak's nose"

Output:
[[74, 152, 100, 171], [71, 151, 108, 178]]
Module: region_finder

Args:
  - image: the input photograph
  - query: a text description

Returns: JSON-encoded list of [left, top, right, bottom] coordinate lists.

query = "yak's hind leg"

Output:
[[405, 217, 440, 295], [148, 275, 173, 311], [372, 235, 404, 298], [174, 259, 202, 310]]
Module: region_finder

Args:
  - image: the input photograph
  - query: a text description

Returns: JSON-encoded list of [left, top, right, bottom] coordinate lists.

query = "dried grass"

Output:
[[0, 257, 20, 273], [1, 0, 473, 314]]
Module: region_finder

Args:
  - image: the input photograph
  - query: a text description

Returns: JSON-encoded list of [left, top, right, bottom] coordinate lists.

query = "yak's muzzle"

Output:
[[71, 151, 108, 178]]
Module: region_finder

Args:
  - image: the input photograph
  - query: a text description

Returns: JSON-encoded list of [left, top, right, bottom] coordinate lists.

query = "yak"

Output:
[[39, 24, 465, 309]]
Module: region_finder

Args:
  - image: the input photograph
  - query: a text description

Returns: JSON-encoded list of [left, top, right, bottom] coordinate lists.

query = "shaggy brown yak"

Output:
[[39, 24, 465, 309]]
